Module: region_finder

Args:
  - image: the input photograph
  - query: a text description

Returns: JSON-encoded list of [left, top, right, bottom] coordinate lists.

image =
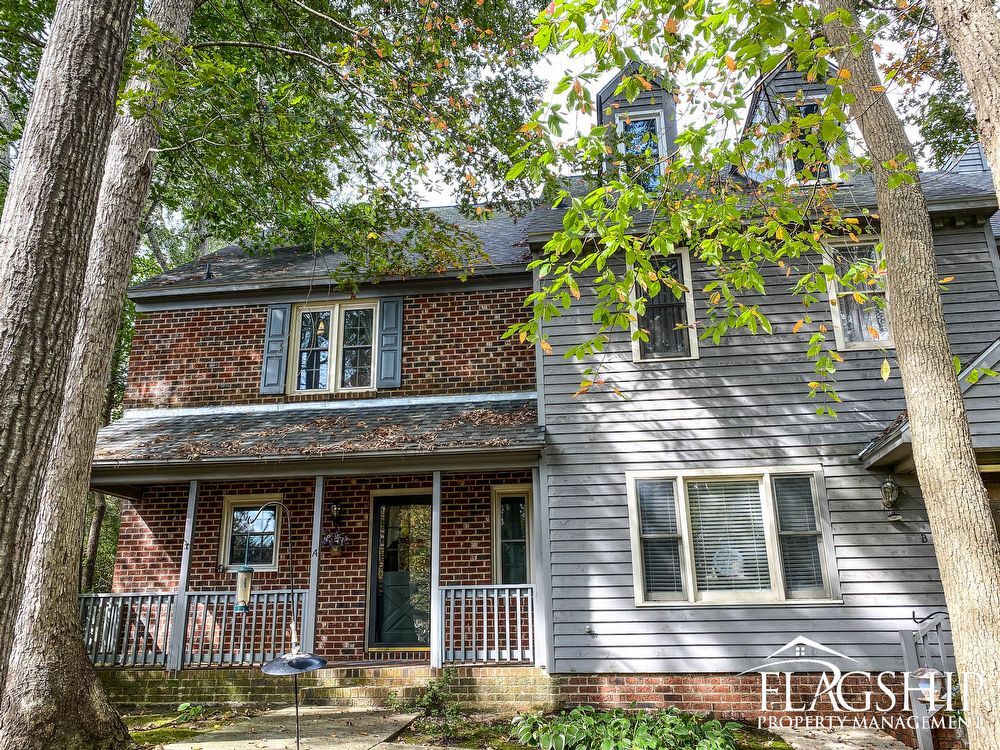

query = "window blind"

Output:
[[773, 475, 825, 597], [637, 479, 683, 595], [687, 479, 771, 593]]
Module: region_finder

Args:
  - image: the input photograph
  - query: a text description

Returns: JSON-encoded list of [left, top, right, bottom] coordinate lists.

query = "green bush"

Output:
[[512, 706, 741, 750]]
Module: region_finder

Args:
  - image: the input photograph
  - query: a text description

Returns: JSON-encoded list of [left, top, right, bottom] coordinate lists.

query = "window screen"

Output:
[[638, 256, 691, 359], [686, 479, 771, 594], [636, 479, 684, 596]]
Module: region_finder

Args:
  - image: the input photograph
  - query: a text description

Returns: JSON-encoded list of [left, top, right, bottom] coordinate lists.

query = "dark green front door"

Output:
[[370, 496, 431, 647]]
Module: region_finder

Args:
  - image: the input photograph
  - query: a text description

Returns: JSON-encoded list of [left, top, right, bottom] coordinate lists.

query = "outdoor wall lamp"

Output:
[[331, 503, 343, 526], [880, 477, 904, 522]]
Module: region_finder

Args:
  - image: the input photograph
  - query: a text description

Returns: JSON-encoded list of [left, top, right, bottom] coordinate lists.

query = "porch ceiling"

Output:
[[92, 397, 542, 483]]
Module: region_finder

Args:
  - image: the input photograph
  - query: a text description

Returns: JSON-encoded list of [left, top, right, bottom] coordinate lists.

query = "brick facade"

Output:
[[124, 287, 534, 409], [113, 470, 532, 662]]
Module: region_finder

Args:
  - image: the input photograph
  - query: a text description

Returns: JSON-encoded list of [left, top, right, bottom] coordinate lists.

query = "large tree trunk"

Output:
[[81, 493, 107, 592], [926, 0, 1000, 201], [822, 3, 1000, 749], [0, 2, 198, 748], [0, 0, 135, 692]]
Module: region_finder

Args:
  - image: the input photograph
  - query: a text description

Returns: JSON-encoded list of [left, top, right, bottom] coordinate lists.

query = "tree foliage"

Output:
[[505, 0, 942, 413]]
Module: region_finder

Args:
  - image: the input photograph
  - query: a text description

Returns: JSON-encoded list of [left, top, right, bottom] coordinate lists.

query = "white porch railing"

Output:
[[79, 593, 175, 668], [440, 584, 535, 665], [182, 590, 306, 668]]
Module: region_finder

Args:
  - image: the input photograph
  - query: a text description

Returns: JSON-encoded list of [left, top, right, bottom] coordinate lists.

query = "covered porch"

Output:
[[85, 396, 547, 674]]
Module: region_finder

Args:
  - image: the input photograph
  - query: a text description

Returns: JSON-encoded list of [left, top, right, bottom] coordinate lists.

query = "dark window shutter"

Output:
[[376, 297, 404, 389], [260, 303, 291, 394]]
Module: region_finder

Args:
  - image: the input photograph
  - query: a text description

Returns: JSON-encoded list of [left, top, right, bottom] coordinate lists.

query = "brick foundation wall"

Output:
[[113, 470, 532, 662], [124, 287, 534, 409]]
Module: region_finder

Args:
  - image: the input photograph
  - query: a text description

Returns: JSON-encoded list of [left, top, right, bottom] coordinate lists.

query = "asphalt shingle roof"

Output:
[[93, 398, 542, 465], [134, 206, 534, 291], [133, 170, 997, 294]]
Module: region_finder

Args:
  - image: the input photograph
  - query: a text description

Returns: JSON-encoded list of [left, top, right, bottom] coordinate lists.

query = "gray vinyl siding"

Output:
[[540, 222, 999, 674]]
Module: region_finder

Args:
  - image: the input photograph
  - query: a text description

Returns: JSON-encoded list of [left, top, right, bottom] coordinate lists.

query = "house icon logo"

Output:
[[741, 635, 859, 676]]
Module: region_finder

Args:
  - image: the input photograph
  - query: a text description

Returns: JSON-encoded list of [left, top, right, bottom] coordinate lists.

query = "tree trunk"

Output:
[[0, 0, 135, 692], [81, 493, 107, 592], [822, 4, 1000, 749], [0, 2, 197, 748], [926, 0, 1000, 201]]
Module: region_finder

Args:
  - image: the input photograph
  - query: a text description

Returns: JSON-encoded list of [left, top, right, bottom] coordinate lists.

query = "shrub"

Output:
[[512, 706, 741, 750]]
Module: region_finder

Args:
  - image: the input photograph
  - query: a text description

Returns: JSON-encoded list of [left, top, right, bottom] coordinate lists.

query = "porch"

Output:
[[83, 470, 544, 673]]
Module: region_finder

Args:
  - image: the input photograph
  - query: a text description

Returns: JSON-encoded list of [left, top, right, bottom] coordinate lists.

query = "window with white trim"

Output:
[[616, 109, 667, 191], [492, 485, 531, 584], [632, 250, 699, 361], [219, 495, 283, 572], [827, 243, 892, 351], [628, 469, 832, 604], [289, 302, 377, 393]]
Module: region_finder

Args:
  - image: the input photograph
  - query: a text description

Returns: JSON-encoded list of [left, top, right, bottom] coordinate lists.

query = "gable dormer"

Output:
[[597, 61, 678, 189], [943, 142, 990, 173], [742, 54, 836, 184]]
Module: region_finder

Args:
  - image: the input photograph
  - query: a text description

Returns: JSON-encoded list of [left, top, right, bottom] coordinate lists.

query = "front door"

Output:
[[370, 496, 432, 648]]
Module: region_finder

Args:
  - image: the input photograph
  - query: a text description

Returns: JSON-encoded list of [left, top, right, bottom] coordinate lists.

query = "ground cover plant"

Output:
[[512, 706, 742, 750]]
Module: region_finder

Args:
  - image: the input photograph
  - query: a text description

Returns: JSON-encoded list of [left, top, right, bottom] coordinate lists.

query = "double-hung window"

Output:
[[220, 495, 282, 572], [827, 243, 892, 350], [632, 250, 698, 361], [628, 468, 834, 604], [616, 109, 667, 191], [290, 302, 377, 393]]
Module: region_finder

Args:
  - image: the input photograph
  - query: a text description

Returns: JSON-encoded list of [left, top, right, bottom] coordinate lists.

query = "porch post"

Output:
[[166, 479, 198, 674], [302, 475, 324, 652], [430, 470, 442, 668], [532, 464, 553, 671]]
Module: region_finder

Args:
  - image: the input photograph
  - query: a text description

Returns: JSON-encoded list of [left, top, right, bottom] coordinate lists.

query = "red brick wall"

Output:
[[124, 287, 534, 409], [112, 470, 533, 663], [113, 483, 190, 592]]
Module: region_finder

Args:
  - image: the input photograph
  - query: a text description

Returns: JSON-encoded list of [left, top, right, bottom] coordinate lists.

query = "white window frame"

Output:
[[630, 247, 699, 362], [625, 466, 839, 607], [491, 484, 533, 585], [784, 102, 842, 186], [824, 238, 894, 352], [287, 300, 379, 394], [615, 107, 669, 188], [219, 494, 284, 573]]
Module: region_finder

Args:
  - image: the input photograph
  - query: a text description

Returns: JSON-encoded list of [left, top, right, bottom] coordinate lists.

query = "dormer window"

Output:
[[787, 102, 839, 184], [616, 108, 667, 191]]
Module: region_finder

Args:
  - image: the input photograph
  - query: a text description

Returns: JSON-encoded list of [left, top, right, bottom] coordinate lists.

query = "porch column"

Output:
[[166, 479, 198, 674], [532, 464, 554, 671], [301, 475, 324, 652], [430, 470, 442, 668]]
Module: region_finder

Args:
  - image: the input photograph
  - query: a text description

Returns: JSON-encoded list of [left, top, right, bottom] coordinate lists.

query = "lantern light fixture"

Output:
[[880, 478, 903, 522]]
